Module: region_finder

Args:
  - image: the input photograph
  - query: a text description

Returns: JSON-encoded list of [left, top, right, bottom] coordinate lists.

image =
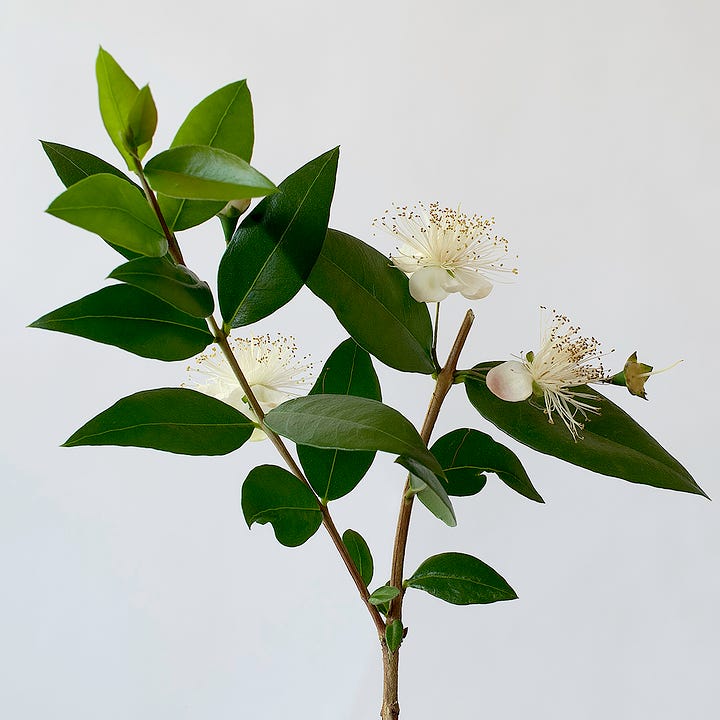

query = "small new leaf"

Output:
[[385, 620, 403, 653], [125, 84, 158, 158], [368, 585, 400, 606], [342, 529, 374, 587]]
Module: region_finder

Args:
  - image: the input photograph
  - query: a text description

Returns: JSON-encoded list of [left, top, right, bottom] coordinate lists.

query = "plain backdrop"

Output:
[[2, 1, 718, 718]]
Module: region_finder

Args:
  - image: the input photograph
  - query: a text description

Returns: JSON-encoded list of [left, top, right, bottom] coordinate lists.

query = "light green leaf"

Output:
[[159, 80, 254, 231], [306, 229, 434, 374], [125, 84, 157, 158], [406, 552, 517, 605], [465, 363, 706, 497], [264, 394, 444, 482], [64, 388, 254, 455], [218, 147, 339, 328], [40, 140, 141, 191], [144, 145, 276, 201], [399, 456, 456, 527], [29, 284, 213, 361], [368, 585, 400, 606], [46, 173, 167, 257], [342, 529, 374, 587], [96, 47, 145, 168], [241, 465, 322, 548], [297, 338, 380, 501], [108, 257, 214, 318], [431, 428, 543, 502]]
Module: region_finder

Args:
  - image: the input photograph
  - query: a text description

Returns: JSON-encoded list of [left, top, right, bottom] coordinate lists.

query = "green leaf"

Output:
[[368, 585, 400, 606], [40, 140, 141, 191], [125, 85, 157, 158], [406, 552, 517, 605], [96, 47, 145, 168], [108, 257, 214, 318], [431, 428, 544, 502], [218, 147, 339, 328], [29, 284, 213, 361], [64, 388, 254, 455], [159, 80, 254, 231], [385, 620, 403, 653], [342, 529, 374, 587], [46, 173, 167, 257], [241, 465, 322, 548], [306, 229, 434, 374], [144, 145, 276, 201], [399, 456, 456, 527], [264, 394, 445, 483], [297, 339, 380, 501], [465, 363, 706, 497]]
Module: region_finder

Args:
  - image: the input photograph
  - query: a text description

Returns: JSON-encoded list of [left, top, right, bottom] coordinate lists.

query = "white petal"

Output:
[[252, 385, 290, 411], [390, 243, 425, 273], [408, 266, 451, 302], [486, 361, 533, 402], [453, 269, 493, 300]]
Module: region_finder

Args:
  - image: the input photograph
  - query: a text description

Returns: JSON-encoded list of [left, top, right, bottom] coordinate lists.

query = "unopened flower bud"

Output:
[[486, 361, 533, 402]]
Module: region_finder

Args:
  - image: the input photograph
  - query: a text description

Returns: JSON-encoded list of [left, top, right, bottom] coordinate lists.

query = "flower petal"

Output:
[[408, 266, 451, 302], [451, 268, 493, 299], [486, 361, 533, 402]]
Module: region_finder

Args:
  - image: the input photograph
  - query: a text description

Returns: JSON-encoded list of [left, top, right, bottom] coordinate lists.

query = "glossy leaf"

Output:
[[406, 552, 518, 605], [241, 465, 322, 548], [465, 363, 706, 497], [385, 620, 403, 653], [264, 395, 445, 482], [125, 85, 157, 158], [400, 456, 456, 527], [64, 388, 254, 455], [29, 284, 212, 361], [40, 140, 140, 190], [297, 339, 380, 501], [306, 229, 434, 374], [218, 147, 339, 328], [96, 47, 145, 168], [144, 145, 276, 201], [431, 428, 544, 502], [342, 529, 374, 587], [108, 257, 214, 318], [46, 173, 167, 257], [368, 585, 400, 606], [160, 80, 254, 231]]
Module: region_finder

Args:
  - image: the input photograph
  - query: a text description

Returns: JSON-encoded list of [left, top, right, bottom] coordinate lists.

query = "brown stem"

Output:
[[380, 308, 475, 720], [207, 318, 386, 638]]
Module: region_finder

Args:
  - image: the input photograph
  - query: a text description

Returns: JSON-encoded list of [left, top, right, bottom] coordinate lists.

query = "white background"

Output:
[[2, 1, 718, 718]]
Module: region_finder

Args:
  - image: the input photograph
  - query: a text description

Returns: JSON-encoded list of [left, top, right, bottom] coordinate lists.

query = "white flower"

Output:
[[188, 334, 312, 441], [486, 309, 612, 440], [375, 202, 517, 303]]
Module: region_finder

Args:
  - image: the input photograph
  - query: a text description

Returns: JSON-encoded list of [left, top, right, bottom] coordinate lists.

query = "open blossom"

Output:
[[375, 202, 517, 303], [486, 309, 612, 440], [188, 334, 312, 440]]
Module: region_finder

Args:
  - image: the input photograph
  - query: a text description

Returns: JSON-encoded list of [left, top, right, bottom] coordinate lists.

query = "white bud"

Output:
[[486, 361, 533, 402]]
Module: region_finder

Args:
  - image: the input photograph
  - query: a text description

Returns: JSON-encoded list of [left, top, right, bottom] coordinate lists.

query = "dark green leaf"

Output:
[[46, 173, 167, 257], [64, 388, 254, 455], [306, 229, 434, 374], [297, 339, 380, 501], [399, 456, 456, 527], [465, 363, 706, 497], [241, 465, 322, 547], [96, 47, 145, 168], [264, 394, 444, 483], [29, 284, 212, 361], [431, 428, 543, 502], [406, 552, 517, 605], [160, 80, 254, 231], [40, 140, 141, 191], [368, 585, 400, 606], [108, 257, 214, 318], [125, 85, 157, 158], [342, 529, 374, 587], [144, 145, 276, 201], [385, 620, 404, 653], [218, 147, 339, 328]]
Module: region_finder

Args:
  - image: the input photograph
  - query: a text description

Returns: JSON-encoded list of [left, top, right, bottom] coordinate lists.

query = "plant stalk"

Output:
[[381, 308, 475, 720]]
